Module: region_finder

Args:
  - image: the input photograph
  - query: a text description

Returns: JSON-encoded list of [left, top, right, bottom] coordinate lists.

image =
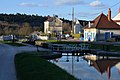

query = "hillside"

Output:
[[0, 13, 48, 27]]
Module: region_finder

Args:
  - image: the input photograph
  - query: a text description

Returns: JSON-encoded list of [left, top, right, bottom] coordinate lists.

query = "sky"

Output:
[[0, 0, 120, 20]]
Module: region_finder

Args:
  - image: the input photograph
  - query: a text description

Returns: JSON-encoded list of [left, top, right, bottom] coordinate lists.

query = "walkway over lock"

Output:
[[48, 43, 90, 53]]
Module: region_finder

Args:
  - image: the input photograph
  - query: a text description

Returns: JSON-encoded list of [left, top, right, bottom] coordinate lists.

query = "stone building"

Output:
[[44, 15, 63, 35]]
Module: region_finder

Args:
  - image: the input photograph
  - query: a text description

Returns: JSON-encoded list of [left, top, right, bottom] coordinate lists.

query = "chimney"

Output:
[[108, 8, 111, 21], [88, 21, 91, 28]]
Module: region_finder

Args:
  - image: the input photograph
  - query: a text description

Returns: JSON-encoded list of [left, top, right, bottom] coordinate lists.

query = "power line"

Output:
[[100, 1, 120, 13], [111, 1, 120, 8], [78, 1, 120, 19], [58, 1, 120, 19]]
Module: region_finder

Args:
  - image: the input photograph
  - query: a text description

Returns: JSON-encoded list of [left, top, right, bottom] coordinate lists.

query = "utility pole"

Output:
[[72, 7, 74, 34]]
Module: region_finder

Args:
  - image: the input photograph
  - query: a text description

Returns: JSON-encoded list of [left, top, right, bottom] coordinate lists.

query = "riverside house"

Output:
[[84, 8, 120, 41], [44, 15, 63, 35]]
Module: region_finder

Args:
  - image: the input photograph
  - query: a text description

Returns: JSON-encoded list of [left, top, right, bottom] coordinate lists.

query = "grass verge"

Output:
[[15, 53, 76, 80]]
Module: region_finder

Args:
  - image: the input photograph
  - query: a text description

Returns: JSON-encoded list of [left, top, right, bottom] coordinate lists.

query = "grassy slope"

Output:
[[15, 53, 76, 80]]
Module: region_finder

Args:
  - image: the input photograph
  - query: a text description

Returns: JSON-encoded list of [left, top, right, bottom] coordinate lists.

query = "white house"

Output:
[[84, 8, 120, 42], [44, 15, 63, 35]]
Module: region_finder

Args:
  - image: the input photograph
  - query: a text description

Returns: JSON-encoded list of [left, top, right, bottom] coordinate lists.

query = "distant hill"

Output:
[[0, 13, 48, 27]]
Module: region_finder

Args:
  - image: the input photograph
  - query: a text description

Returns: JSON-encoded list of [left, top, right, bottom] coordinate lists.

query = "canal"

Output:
[[50, 53, 120, 80]]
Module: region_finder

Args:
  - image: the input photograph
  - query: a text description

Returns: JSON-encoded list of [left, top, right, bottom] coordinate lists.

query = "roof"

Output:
[[84, 13, 120, 29], [45, 16, 62, 23], [78, 20, 88, 26]]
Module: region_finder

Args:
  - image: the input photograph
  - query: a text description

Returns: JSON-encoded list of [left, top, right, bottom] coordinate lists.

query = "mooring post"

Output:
[[77, 56, 79, 62], [66, 53, 69, 62], [36, 45, 39, 52]]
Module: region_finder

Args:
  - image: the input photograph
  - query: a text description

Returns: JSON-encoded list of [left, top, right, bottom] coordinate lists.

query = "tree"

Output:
[[0, 27, 4, 35], [18, 23, 33, 36], [62, 22, 71, 34]]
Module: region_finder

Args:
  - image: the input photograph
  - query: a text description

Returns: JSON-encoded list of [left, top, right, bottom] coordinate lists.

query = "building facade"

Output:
[[74, 20, 83, 34], [44, 15, 63, 35]]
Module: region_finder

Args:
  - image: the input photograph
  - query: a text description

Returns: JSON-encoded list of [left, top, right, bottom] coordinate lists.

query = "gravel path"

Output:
[[0, 43, 49, 80]]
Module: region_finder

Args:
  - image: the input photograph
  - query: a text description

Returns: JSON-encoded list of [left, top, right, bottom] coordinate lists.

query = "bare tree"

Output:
[[0, 27, 4, 35], [18, 23, 33, 36], [62, 22, 71, 34]]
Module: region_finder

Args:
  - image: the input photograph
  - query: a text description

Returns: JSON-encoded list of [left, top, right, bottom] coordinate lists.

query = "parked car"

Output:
[[61, 34, 74, 39], [61, 34, 66, 39]]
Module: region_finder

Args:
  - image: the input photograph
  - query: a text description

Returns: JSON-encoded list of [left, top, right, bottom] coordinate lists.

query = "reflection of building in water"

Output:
[[116, 62, 120, 75], [84, 56, 120, 79]]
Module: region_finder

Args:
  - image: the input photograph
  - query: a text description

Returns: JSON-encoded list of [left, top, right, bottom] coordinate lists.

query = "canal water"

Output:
[[50, 53, 120, 80]]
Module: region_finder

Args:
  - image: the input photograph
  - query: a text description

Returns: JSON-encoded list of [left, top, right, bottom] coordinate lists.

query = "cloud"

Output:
[[20, 3, 47, 7], [89, 0, 107, 9], [55, 0, 86, 6]]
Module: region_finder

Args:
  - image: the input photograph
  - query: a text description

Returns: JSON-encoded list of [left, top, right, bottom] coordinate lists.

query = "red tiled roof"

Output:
[[84, 13, 120, 29]]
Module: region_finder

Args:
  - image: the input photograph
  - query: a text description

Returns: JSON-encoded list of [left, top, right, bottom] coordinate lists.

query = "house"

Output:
[[74, 20, 88, 34], [74, 20, 82, 34], [74, 20, 83, 34], [113, 8, 120, 25], [44, 15, 63, 35], [84, 8, 120, 41]]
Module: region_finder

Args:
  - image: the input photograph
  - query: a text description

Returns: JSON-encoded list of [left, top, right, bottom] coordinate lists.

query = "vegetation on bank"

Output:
[[36, 40, 82, 44], [15, 52, 76, 80], [72, 34, 80, 39]]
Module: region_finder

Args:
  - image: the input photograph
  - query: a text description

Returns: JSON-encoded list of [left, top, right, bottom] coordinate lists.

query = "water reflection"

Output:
[[50, 53, 120, 80], [84, 55, 120, 79]]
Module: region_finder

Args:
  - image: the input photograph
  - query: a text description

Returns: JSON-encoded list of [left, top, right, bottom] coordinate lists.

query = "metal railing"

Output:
[[48, 43, 90, 52]]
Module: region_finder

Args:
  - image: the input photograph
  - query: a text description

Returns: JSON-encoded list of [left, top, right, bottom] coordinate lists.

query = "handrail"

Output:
[[48, 43, 90, 52]]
